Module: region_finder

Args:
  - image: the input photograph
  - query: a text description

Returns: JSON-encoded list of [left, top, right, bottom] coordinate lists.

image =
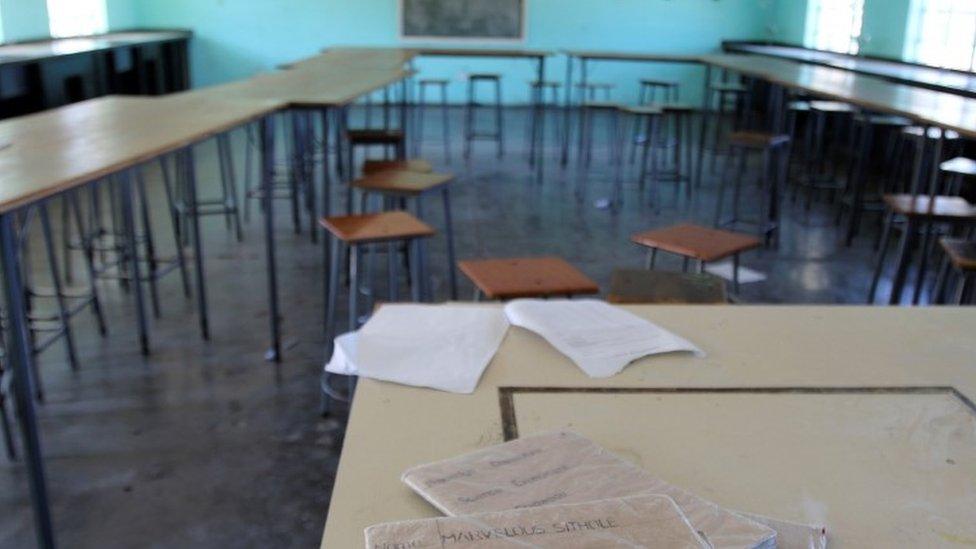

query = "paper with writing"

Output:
[[503, 300, 703, 378], [365, 494, 709, 548], [402, 431, 776, 549], [324, 304, 509, 394], [737, 513, 828, 549]]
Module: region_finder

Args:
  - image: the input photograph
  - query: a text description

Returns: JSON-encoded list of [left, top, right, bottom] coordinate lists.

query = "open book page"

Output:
[[366, 494, 710, 548], [324, 304, 509, 394], [402, 431, 776, 548], [504, 300, 703, 378]]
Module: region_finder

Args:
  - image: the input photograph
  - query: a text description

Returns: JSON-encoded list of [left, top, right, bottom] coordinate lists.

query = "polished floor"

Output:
[[0, 106, 907, 548]]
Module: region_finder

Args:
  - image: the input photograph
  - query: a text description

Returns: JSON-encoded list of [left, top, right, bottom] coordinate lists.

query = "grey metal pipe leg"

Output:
[[39, 203, 79, 371], [135, 169, 162, 319], [0, 213, 56, 549], [119, 170, 150, 355], [183, 147, 210, 341], [159, 156, 192, 298], [442, 188, 458, 300], [67, 192, 107, 335], [261, 116, 282, 363]]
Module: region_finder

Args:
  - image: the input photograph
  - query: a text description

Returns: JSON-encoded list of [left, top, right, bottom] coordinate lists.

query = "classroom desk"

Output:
[[560, 50, 707, 168], [0, 30, 191, 67], [321, 304, 976, 548], [723, 42, 976, 99]]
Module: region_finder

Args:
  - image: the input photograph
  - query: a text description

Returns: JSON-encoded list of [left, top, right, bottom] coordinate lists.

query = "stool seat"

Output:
[[353, 170, 454, 196], [622, 105, 663, 116], [808, 100, 855, 113], [728, 131, 790, 149], [362, 159, 434, 176], [631, 223, 761, 263], [576, 82, 615, 89], [854, 114, 912, 126], [608, 269, 727, 304], [581, 101, 621, 110], [660, 103, 696, 113], [940, 238, 976, 272], [346, 129, 405, 145], [902, 126, 961, 140], [419, 78, 450, 85], [940, 157, 976, 177], [882, 194, 976, 221], [458, 256, 599, 300], [640, 79, 678, 87], [788, 101, 811, 111], [319, 211, 435, 244], [468, 73, 501, 80], [529, 80, 561, 88], [710, 82, 747, 93]]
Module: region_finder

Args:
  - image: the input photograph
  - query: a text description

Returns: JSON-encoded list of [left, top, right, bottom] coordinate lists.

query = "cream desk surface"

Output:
[[321, 305, 976, 548]]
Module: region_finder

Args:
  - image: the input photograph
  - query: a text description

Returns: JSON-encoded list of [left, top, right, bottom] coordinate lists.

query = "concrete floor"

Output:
[[0, 106, 905, 548]]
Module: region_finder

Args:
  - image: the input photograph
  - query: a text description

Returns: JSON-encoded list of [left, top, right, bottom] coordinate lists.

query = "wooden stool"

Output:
[[320, 211, 435, 337], [344, 128, 406, 212], [623, 105, 664, 201], [465, 73, 504, 159], [868, 194, 976, 305], [715, 131, 790, 245], [631, 223, 761, 292], [458, 257, 599, 300], [660, 103, 696, 193], [528, 80, 562, 163], [353, 170, 459, 299], [416, 78, 451, 161], [940, 157, 976, 199], [936, 238, 976, 304], [638, 79, 679, 105], [608, 269, 727, 304], [707, 80, 749, 174], [362, 159, 433, 176], [576, 82, 615, 102], [799, 101, 855, 208], [578, 101, 623, 168]]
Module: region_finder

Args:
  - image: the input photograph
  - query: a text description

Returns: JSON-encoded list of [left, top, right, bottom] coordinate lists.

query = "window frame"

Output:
[[46, 0, 108, 39], [804, 0, 866, 55], [906, 0, 976, 72]]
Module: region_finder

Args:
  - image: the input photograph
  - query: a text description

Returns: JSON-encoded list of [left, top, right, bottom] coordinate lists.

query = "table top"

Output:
[[410, 46, 553, 59], [725, 43, 976, 97], [0, 29, 191, 67], [320, 305, 976, 548], [703, 54, 976, 139], [0, 94, 281, 214], [565, 50, 703, 64]]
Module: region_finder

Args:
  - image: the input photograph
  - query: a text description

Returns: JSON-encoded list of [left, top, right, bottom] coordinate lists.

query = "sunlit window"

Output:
[[805, 0, 865, 54], [47, 0, 107, 38], [906, 0, 976, 71]]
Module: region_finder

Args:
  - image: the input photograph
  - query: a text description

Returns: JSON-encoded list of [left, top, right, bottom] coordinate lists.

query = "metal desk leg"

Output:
[[574, 59, 589, 168], [0, 213, 56, 549], [261, 116, 282, 363], [888, 217, 918, 305], [695, 64, 712, 190], [560, 54, 575, 167], [530, 56, 545, 168], [183, 148, 210, 341], [119, 170, 151, 355], [441, 187, 458, 300]]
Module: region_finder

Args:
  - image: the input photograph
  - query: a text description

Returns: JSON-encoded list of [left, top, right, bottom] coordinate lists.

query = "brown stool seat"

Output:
[[529, 80, 561, 88], [362, 159, 434, 176], [728, 131, 791, 149], [353, 170, 454, 196], [346, 129, 405, 145], [622, 105, 664, 116], [631, 223, 761, 263], [809, 100, 855, 113], [608, 269, 727, 304], [940, 157, 976, 178], [902, 126, 961, 140], [710, 82, 747, 93], [940, 239, 976, 272], [882, 194, 976, 221], [419, 78, 450, 85], [469, 73, 501, 80], [581, 101, 621, 110], [458, 257, 599, 300], [319, 211, 435, 244]]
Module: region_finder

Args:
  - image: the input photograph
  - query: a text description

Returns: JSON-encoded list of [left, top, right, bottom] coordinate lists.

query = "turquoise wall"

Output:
[[132, 0, 776, 104], [0, 0, 49, 42], [769, 0, 808, 45], [859, 0, 912, 59]]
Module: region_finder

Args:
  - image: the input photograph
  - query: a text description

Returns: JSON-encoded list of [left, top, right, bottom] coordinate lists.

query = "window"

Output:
[[46, 0, 107, 38], [805, 0, 865, 55], [906, 0, 976, 71]]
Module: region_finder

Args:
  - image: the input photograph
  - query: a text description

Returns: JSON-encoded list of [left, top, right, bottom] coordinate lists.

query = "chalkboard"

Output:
[[401, 0, 525, 40]]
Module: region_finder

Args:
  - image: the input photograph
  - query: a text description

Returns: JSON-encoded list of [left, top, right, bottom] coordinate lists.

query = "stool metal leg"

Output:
[[135, 169, 162, 318], [67, 191, 107, 335], [38, 203, 79, 371], [440, 83, 451, 163], [442, 187, 458, 300], [410, 238, 423, 302], [119, 170, 150, 355], [495, 78, 504, 158], [159, 156, 192, 298], [349, 244, 359, 332], [184, 147, 210, 341]]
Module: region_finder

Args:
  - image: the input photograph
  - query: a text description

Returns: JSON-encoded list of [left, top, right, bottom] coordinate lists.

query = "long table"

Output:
[[320, 305, 976, 548], [0, 47, 416, 548], [723, 41, 976, 99]]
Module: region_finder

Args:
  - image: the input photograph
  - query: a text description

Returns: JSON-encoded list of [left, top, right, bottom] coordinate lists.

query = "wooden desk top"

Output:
[[565, 50, 703, 64], [458, 257, 600, 299], [321, 305, 976, 548], [725, 43, 976, 98], [0, 29, 191, 67], [410, 46, 553, 59], [0, 94, 281, 214], [703, 54, 976, 139]]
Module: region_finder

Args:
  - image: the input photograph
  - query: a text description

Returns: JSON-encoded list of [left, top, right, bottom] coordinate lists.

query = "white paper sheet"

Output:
[[705, 262, 767, 284], [503, 300, 703, 378], [323, 304, 509, 394]]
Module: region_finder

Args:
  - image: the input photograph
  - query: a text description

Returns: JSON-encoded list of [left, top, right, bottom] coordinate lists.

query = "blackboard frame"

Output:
[[398, 0, 527, 43]]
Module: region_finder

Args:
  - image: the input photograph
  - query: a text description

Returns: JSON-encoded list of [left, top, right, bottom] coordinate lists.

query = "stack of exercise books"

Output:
[[367, 432, 827, 548]]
